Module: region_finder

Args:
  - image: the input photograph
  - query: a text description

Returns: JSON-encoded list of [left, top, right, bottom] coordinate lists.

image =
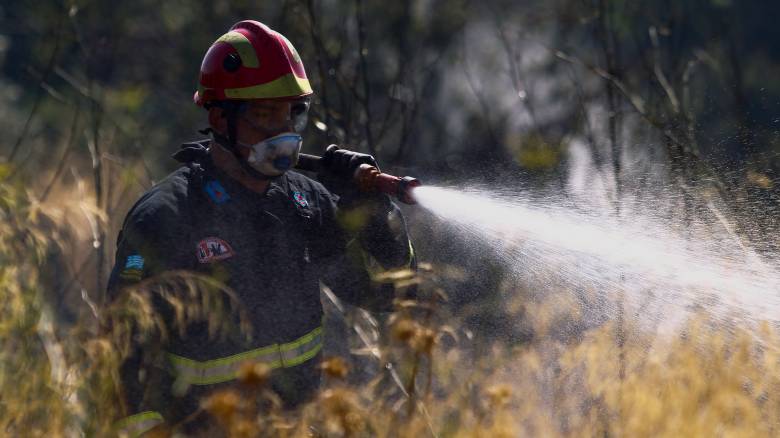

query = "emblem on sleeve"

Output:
[[204, 180, 231, 204], [120, 253, 145, 281], [196, 237, 235, 263]]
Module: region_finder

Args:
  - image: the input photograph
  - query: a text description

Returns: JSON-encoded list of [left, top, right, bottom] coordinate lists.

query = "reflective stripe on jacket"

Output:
[[115, 411, 164, 437], [167, 325, 323, 385]]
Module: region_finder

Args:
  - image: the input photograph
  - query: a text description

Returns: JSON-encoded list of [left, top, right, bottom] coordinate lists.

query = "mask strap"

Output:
[[225, 106, 240, 150]]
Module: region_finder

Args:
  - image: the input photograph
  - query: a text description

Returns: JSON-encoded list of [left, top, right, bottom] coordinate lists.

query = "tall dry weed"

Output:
[[0, 172, 251, 436], [3, 169, 780, 437]]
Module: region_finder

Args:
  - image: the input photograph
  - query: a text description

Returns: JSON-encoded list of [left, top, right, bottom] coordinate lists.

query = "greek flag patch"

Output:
[[120, 254, 144, 281], [124, 255, 144, 270]]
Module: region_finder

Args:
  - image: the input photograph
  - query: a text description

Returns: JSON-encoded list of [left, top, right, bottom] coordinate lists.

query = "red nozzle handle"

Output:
[[295, 153, 421, 204], [356, 164, 421, 205]]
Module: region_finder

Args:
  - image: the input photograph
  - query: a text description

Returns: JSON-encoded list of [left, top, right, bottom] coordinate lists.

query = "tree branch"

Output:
[[8, 12, 65, 162]]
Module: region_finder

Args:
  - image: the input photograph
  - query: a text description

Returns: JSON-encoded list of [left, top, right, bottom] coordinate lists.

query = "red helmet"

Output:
[[194, 20, 313, 106]]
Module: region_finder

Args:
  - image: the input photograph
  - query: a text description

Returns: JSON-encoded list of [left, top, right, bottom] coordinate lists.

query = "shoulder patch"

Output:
[[204, 180, 230, 204], [292, 191, 309, 208], [124, 254, 145, 270], [120, 254, 145, 281], [196, 237, 235, 263]]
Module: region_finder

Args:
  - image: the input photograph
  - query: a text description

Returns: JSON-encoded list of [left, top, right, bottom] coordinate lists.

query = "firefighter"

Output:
[[108, 20, 414, 436]]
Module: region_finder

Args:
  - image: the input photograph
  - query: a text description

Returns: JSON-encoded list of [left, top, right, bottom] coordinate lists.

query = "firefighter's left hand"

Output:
[[318, 145, 390, 209], [320, 144, 377, 177]]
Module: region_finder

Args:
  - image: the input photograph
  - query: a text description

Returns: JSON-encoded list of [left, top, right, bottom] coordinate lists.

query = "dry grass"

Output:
[[2, 172, 780, 438]]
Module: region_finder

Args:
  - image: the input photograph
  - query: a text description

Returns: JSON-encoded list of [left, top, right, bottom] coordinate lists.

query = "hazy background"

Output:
[[1, 0, 779, 344]]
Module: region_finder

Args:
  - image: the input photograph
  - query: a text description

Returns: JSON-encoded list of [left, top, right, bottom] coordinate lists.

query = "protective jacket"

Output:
[[107, 140, 414, 436]]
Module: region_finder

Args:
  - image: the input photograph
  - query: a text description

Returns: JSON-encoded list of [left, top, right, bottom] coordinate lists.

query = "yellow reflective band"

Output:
[[281, 341, 322, 367], [119, 268, 142, 282], [215, 31, 259, 68], [167, 326, 323, 385], [115, 411, 164, 438], [223, 73, 312, 100], [279, 326, 324, 367]]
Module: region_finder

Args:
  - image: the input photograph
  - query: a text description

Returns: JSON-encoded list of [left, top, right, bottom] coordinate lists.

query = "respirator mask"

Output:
[[221, 98, 310, 177], [242, 132, 303, 177]]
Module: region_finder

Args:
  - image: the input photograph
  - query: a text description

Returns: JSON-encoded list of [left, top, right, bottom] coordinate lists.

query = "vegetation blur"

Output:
[[1, 0, 779, 436]]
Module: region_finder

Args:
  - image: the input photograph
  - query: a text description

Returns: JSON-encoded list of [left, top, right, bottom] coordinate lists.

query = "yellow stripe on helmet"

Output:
[[215, 31, 260, 68], [222, 72, 313, 100]]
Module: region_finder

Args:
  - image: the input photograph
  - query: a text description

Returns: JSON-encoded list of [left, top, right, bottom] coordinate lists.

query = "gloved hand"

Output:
[[317, 145, 390, 209], [320, 144, 377, 177]]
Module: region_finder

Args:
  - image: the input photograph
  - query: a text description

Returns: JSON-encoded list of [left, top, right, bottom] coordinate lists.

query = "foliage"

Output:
[[3, 182, 780, 437], [0, 175, 249, 436]]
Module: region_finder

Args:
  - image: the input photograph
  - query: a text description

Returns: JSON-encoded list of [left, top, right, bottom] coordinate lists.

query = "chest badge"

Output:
[[292, 191, 309, 208], [196, 237, 235, 263]]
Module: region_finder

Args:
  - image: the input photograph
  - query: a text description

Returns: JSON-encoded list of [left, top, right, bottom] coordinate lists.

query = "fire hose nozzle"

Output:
[[296, 153, 421, 205], [398, 176, 422, 204], [355, 164, 421, 205]]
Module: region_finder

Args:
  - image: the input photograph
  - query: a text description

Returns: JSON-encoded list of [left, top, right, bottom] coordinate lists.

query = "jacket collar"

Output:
[[174, 139, 289, 200]]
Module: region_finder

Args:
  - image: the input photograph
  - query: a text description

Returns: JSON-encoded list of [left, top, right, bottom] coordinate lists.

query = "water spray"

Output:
[[296, 152, 422, 204], [413, 185, 780, 326], [297, 146, 780, 326]]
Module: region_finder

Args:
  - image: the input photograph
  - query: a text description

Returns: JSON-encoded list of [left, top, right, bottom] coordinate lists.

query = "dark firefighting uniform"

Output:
[[108, 141, 414, 435]]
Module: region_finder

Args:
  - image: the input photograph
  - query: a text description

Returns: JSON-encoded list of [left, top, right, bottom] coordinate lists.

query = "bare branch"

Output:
[[305, 0, 335, 141], [488, 3, 539, 129], [649, 26, 680, 114], [41, 107, 82, 202], [355, 0, 376, 156], [565, 63, 604, 169], [8, 12, 65, 162], [682, 57, 701, 151], [554, 49, 692, 155], [462, 40, 501, 150]]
